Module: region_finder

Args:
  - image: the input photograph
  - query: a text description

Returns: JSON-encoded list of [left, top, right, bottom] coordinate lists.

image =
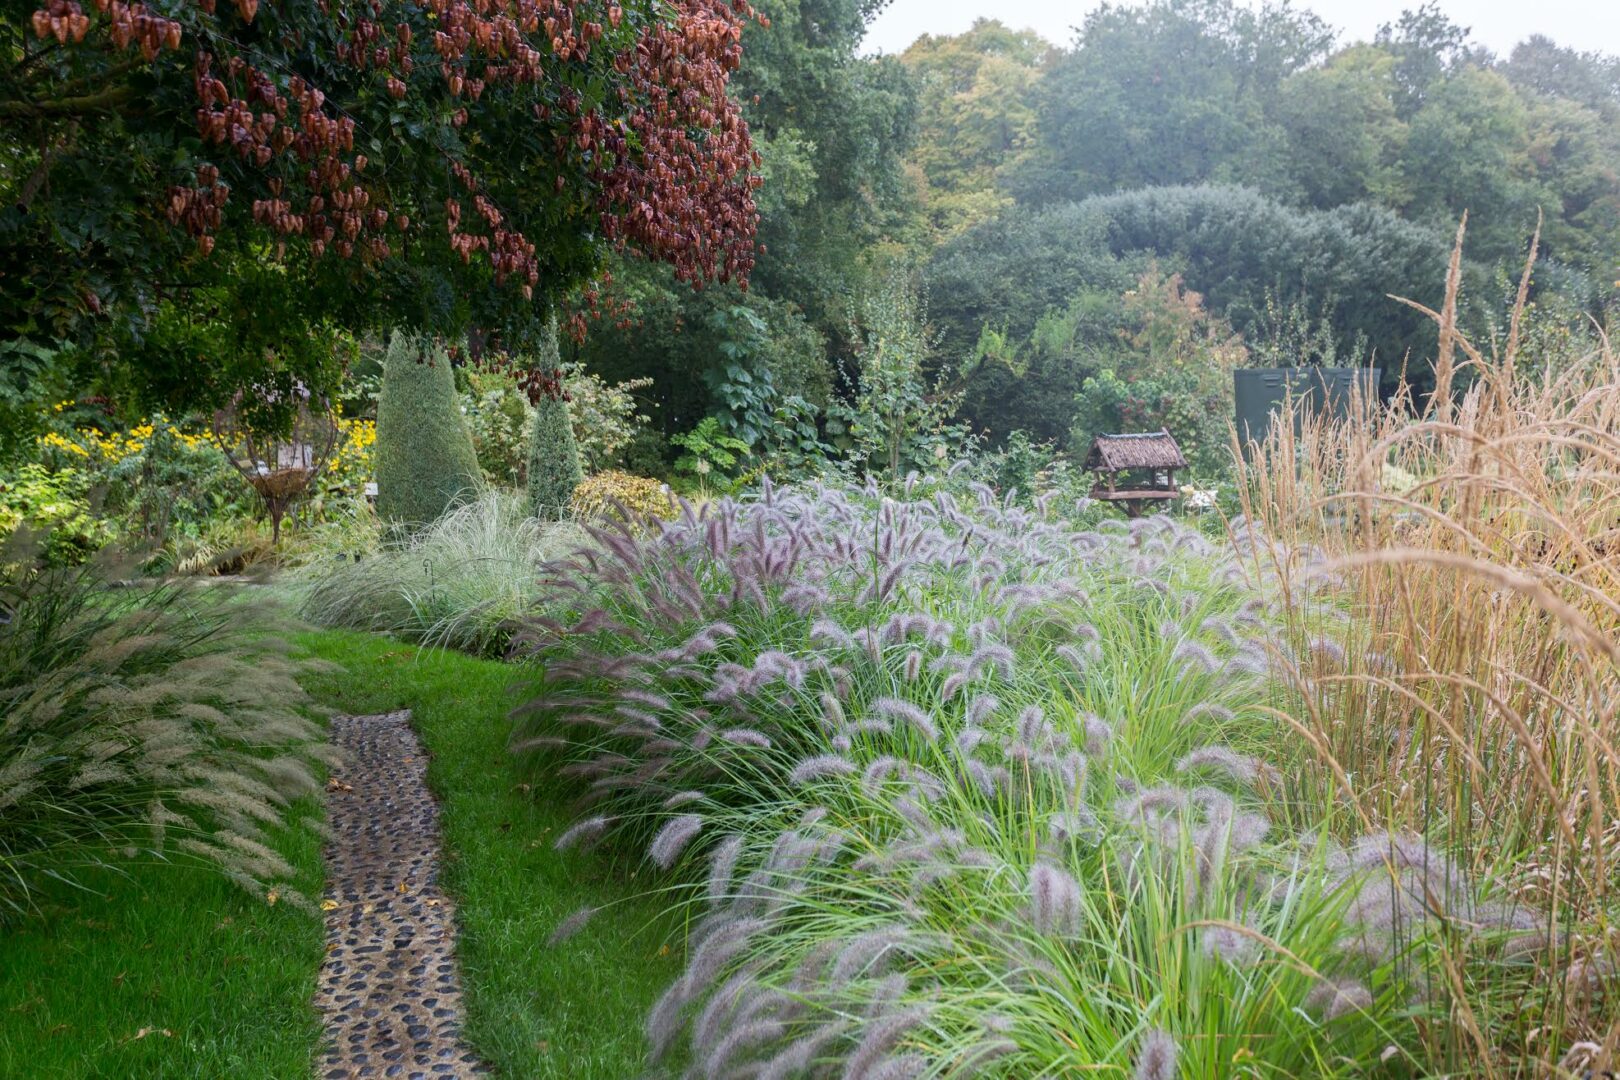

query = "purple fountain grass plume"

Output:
[[547, 904, 599, 946], [791, 755, 857, 785], [862, 757, 905, 795], [698, 979, 784, 1074], [720, 729, 774, 749], [706, 834, 747, 904], [831, 734, 854, 753], [964, 759, 999, 798], [1082, 715, 1113, 756], [612, 705, 663, 730], [1028, 862, 1084, 937], [892, 795, 936, 833], [1172, 639, 1221, 674], [966, 694, 1000, 726], [848, 718, 895, 738], [867, 1054, 927, 1080], [906, 766, 947, 802], [966, 643, 1015, 681], [870, 697, 938, 742], [928, 653, 967, 675], [843, 1008, 931, 1080], [1306, 978, 1373, 1021], [664, 790, 707, 809], [1175, 746, 1277, 787], [759, 1023, 851, 1080], [650, 813, 705, 869], [939, 672, 969, 701], [618, 687, 673, 711], [831, 928, 915, 982], [819, 692, 847, 729], [902, 649, 924, 684], [1017, 705, 1049, 748], [510, 734, 570, 754], [1133, 1028, 1178, 1080], [955, 727, 988, 756], [1049, 807, 1101, 846], [1184, 702, 1235, 724], [783, 583, 833, 615]]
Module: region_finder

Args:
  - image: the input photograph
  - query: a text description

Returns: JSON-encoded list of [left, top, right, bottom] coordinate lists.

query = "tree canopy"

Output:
[[1, 0, 764, 409]]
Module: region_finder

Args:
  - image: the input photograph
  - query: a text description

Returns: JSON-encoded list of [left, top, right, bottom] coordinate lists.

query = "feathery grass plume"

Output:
[[870, 697, 938, 742], [902, 649, 924, 683], [966, 694, 1000, 726], [1184, 702, 1235, 724], [966, 642, 1015, 680], [867, 1054, 927, 1080], [663, 790, 707, 808], [1133, 1028, 1178, 1080], [843, 1007, 931, 1080], [1172, 639, 1220, 674], [790, 755, 857, 785], [1082, 714, 1113, 755], [1175, 746, 1274, 786], [939, 672, 969, 701], [1028, 862, 1083, 937], [758, 1023, 851, 1080], [650, 814, 705, 869], [706, 834, 747, 904], [721, 728, 774, 749], [547, 904, 599, 946], [1306, 978, 1374, 1021]]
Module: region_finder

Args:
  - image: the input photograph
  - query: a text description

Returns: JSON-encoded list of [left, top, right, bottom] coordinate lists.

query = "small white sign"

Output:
[[364, 482, 378, 499]]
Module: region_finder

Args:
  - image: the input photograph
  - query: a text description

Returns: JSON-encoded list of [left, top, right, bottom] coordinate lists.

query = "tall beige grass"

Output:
[[1233, 222, 1620, 1075]]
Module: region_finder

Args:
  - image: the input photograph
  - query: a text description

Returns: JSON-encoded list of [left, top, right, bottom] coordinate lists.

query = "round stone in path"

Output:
[[315, 711, 489, 1079]]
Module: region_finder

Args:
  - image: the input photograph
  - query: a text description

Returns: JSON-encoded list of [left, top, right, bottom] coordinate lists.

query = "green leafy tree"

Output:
[[374, 333, 482, 528], [1275, 45, 1410, 208], [1008, 0, 1332, 205]]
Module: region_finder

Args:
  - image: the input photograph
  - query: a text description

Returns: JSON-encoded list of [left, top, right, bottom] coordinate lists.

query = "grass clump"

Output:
[[0, 554, 330, 916], [297, 491, 586, 656], [1234, 223, 1620, 1074], [509, 478, 1522, 1076], [374, 331, 484, 528]]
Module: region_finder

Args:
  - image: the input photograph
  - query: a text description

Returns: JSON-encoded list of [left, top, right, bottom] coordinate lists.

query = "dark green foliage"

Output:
[[929, 186, 1472, 404], [528, 395, 583, 519], [374, 332, 483, 528]]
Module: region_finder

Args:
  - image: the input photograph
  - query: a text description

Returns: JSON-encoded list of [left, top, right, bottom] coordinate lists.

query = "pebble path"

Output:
[[315, 711, 489, 1079]]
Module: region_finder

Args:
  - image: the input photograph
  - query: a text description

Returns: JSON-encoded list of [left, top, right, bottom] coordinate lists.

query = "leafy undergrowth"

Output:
[[292, 628, 682, 1078], [0, 808, 326, 1079]]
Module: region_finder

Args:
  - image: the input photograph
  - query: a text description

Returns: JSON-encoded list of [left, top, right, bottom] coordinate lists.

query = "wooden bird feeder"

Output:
[[1083, 430, 1187, 517]]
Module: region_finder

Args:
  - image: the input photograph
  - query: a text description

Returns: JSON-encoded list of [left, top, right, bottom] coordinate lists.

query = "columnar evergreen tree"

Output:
[[374, 332, 483, 528], [527, 326, 582, 517], [528, 394, 583, 519]]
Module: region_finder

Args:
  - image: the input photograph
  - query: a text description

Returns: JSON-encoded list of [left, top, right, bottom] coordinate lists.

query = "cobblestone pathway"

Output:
[[315, 711, 488, 1079]]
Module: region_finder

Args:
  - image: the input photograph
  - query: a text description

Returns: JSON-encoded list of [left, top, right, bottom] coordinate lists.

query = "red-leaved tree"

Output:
[[1, 0, 764, 404]]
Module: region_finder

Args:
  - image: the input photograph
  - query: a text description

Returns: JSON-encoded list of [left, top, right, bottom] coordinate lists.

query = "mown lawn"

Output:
[[293, 628, 681, 1078], [0, 811, 326, 1079]]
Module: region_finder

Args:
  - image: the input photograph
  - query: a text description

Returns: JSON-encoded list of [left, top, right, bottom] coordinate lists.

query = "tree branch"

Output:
[[0, 83, 137, 118]]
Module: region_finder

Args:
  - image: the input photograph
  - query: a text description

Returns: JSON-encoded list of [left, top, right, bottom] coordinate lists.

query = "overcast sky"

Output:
[[863, 0, 1620, 58]]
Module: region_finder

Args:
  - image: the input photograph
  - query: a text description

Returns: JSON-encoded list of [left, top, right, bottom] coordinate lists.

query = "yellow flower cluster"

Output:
[[326, 417, 377, 489], [38, 420, 212, 465]]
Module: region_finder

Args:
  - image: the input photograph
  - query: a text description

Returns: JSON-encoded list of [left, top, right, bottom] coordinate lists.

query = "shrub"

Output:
[[528, 394, 583, 520], [0, 555, 328, 916], [298, 492, 585, 656], [569, 470, 677, 523], [373, 332, 483, 529], [512, 478, 1530, 1076]]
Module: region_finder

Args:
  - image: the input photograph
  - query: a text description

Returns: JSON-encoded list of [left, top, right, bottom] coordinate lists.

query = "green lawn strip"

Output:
[[293, 628, 681, 1078], [0, 811, 325, 1079]]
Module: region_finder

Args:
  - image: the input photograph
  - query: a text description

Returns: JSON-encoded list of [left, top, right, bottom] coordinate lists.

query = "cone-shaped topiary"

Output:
[[374, 331, 484, 528], [527, 323, 583, 519]]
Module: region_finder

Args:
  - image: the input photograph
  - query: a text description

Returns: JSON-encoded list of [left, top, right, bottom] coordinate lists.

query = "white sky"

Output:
[[863, 0, 1620, 58]]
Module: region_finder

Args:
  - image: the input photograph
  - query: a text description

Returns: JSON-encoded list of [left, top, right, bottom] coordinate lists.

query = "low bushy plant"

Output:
[[570, 470, 677, 524], [373, 332, 483, 529]]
